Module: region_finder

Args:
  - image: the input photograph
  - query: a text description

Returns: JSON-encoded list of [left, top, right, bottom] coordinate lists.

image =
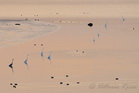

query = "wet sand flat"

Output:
[[0, 0, 139, 93], [0, 17, 139, 93]]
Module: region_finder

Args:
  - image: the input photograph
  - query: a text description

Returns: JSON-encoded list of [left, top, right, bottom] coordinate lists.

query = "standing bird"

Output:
[[9, 59, 14, 72], [48, 52, 52, 64], [122, 17, 125, 22], [24, 55, 29, 69], [40, 48, 44, 61], [105, 23, 107, 30], [93, 38, 96, 43], [98, 33, 100, 38]]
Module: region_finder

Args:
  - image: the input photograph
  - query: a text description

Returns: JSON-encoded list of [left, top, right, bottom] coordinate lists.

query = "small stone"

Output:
[[116, 78, 119, 80], [13, 85, 16, 88], [77, 82, 80, 84], [51, 76, 54, 79], [15, 83, 18, 86], [60, 82, 63, 84]]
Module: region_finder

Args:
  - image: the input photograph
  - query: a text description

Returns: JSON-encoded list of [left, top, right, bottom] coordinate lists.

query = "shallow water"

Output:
[[0, 20, 60, 48]]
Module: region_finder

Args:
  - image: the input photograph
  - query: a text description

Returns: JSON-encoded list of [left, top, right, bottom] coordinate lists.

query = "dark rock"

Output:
[[60, 82, 63, 84], [51, 76, 54, 79], [77, 82, 80, 84], [15, 23, 20, 25], [13, 85, 16, 88], [116, 78, 119, 80], [88, 23, 93, 27]]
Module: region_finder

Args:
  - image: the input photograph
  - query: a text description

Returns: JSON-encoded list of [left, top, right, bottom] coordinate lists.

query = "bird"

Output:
[[24, 55, 29, 69], [40, 48, 44, 61], [105, 23, 107, 30], [9, 59, 14, 72], [98, 33, 100, 38], [122, 17, 125, 22], [93, 38, 95, 43], [41, 51, 44, 57], [48, 52, 52, 63]]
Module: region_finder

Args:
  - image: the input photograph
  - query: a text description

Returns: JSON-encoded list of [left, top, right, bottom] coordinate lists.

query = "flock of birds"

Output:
[[7, 16, 131, 89], [8, 48, 52, 73], [7, 21, 102, 73], [8, 44, 52, 88]]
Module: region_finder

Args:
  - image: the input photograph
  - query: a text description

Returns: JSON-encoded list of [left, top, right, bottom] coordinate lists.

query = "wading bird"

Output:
[[9, 59, 14, 72], [24, 55, 29, 69]]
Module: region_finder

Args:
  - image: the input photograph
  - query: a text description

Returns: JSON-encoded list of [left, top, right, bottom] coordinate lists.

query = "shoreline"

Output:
[[0, 17, 138, 93], [0, 19, 60, 48]]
